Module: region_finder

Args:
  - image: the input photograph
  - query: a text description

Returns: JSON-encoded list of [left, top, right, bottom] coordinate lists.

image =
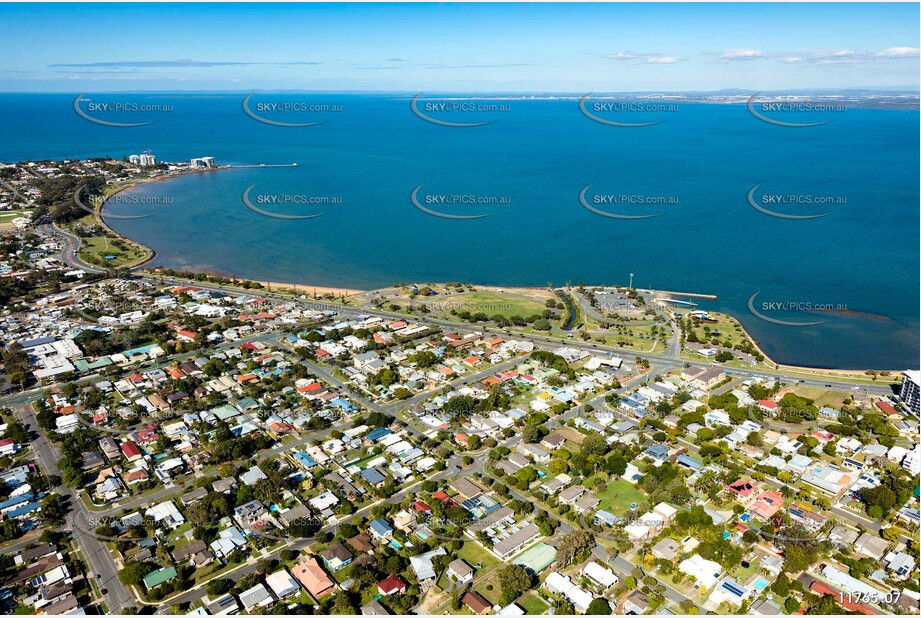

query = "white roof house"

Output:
[[679, 554, 723, 590], [582, 562, 619, 588], [409, 547, 447, 581], [265, 569, 300, 599], [544, 571, 594, 613]]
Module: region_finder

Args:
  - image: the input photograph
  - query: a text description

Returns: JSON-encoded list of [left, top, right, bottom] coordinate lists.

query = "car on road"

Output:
[[101, 589, 107, 595], [94, 574, 101, 580], [825, 384, 833, 388]]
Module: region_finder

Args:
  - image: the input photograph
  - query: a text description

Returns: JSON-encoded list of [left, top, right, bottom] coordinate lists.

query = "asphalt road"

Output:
[[15, 403, 136, 613]]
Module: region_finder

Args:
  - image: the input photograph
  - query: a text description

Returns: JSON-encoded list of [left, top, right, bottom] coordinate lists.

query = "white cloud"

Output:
[[719, 48, 766, 62], [644, 56, 682, 65], [603, 51, 685, 64], [875, 47, 920, 58], [808, 49, 864, 65]]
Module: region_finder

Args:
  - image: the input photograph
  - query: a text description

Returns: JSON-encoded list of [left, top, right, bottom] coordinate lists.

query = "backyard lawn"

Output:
[[457, 540, 499, 570], [596, 479, 647, 516], [518, 591, 550, 615]]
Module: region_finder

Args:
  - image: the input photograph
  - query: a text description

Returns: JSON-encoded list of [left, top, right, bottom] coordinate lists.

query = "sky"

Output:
[[0, 3, 918, 92]]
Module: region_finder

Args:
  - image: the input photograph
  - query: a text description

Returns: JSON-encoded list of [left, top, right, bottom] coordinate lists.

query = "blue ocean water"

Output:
[[0, 93, 917, 369]]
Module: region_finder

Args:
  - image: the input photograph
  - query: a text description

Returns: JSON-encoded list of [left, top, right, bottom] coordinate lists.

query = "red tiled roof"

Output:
[[875, 401, 897, 415], [464, 592, 491, 614], [378, 574, 407, 594]]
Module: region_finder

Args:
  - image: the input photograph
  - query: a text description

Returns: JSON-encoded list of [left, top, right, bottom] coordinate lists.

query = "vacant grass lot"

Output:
[[518, 591, 550, 615], [457, 540, 498, 570], [434, 291, 549, 319], [595, 479, 646, 516]]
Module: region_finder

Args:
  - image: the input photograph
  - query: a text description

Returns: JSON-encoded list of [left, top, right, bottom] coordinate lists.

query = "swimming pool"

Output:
[[753, 577, 769, 591]]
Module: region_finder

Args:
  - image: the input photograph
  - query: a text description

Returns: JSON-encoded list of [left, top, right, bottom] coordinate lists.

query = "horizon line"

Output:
[[2, 87, 919, 95]]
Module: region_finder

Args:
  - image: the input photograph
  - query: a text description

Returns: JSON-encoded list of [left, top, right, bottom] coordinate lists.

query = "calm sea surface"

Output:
[[1, 93, 917, 369]]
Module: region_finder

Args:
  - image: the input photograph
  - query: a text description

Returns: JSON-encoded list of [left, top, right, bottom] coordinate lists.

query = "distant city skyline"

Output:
[[0, 3, 918, 92]]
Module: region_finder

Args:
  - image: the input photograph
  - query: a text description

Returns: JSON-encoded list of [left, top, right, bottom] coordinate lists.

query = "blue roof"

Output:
[[644, 444, 669, 459], [595, 510, 619, 525], [360, 468, 386, 485], [677, 455, 703, 469], [367, 428, 393, 442], [293, 451, 316, 468], [330, 397, 356, 411], [370, 518, 393, 536], [18, 336, 55, 348], [0, 493, 34, 511], [6, 501, 41, 519]]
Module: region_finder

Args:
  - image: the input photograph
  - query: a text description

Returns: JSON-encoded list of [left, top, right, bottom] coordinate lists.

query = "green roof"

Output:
[[143, 566, 177, 589], [236, 397, 258, 410], [212, 404, 241, 420], [513, 542, 557, 573], [74, 357, 113, 371]]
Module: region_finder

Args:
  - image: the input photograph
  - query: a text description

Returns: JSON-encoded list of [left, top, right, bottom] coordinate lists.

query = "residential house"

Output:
[[292, 557, 336, 599], [320, 542, 354, 572]]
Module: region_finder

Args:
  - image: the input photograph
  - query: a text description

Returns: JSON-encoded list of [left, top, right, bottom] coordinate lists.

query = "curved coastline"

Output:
[[96, 167, 229, 270], [101, 175, 907, 375]]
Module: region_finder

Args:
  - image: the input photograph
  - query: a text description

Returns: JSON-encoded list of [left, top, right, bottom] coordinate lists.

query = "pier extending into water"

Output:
[[654, 297, 699, 307], [641, 288, 718, 300], [227, 163, 299, 169]]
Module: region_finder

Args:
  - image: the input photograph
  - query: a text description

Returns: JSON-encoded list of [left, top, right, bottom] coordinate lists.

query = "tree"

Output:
[[605, 455, 627, 476], [207, 578, 234, 596], [118, 562, 154, 586], [331, 592, 357, 615], [495, 564, 534, 605], [586, 599, 612, 615], [581, 432, 609, 456], [556, 530, 595, 567], [280, 549, 300, 563], [514, 467, 538, 485], [522, 424, 541, 443], [771, 573, 790, 596], [881, 526, 902, 542], [40, 494, 66, 526], [782, 544, 812, 573]]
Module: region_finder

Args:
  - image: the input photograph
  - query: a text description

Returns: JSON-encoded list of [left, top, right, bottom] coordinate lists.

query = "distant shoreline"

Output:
[[139, 267, 908, 378]]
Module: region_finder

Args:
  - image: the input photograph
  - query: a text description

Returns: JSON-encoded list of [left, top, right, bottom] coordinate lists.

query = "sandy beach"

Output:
[[251, 279, 367, 298]]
